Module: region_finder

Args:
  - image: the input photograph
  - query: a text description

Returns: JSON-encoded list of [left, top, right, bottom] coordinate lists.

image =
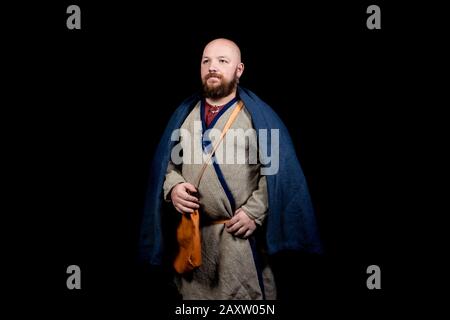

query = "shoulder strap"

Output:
[[194, 100, 244, 188]]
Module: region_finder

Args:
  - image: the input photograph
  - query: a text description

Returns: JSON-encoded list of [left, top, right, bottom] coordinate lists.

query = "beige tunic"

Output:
[[163, 101, 276, 300]]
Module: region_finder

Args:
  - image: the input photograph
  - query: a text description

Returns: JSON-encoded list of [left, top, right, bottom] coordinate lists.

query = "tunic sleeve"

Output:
[[240, 175, 268, 226], [163, 161, 186, 202]]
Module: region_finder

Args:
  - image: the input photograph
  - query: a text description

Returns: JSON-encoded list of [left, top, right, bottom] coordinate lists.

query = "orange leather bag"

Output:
[[173, 101, 243, 274], [173, 209, 202, 273]]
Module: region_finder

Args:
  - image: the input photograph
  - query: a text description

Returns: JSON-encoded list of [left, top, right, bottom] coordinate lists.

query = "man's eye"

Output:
[[202, 60, 209, 64], [219, 59, 227, 63]]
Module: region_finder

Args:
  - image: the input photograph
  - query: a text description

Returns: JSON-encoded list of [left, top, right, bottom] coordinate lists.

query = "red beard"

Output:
[[202, 72, 238, 99]]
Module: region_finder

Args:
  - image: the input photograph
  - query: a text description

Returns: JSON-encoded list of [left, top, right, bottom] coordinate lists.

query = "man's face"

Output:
[[201, 41, 244, 99]]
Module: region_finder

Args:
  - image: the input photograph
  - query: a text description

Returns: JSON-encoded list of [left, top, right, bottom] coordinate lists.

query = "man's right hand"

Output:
[[170, 182, 200, 214]]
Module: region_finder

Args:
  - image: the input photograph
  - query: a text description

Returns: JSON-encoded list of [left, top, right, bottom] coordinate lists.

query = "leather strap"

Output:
[[194, 100, 244, 188]]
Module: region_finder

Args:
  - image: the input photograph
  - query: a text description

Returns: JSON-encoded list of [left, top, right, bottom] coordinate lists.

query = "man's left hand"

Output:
[[225, 208, 256, 239]]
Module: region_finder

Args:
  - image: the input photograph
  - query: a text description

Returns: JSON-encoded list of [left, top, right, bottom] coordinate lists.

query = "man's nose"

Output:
[[208, 63, 218, 73]]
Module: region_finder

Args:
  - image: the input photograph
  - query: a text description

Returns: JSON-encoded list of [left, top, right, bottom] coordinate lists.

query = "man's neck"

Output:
[[205, 91, 237, 106]]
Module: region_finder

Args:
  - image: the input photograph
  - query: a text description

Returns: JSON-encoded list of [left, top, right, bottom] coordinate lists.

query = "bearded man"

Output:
[[139, 38, 322, 300]]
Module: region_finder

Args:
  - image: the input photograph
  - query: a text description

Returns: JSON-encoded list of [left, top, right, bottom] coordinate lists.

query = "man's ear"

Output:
[[236, 63, 245, 78]]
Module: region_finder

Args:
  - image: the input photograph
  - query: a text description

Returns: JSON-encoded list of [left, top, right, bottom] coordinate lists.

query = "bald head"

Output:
[[203, 38, 242, 63]]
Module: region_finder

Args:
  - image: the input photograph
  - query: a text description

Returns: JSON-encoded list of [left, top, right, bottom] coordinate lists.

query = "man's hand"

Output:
[[225, 208, 257, 239], [170, 182, 200, 214]]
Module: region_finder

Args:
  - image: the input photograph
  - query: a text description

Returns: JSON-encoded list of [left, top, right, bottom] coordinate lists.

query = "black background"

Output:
[[6, 0, 439, 317]]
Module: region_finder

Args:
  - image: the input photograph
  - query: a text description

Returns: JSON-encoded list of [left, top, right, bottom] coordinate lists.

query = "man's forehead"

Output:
[[202, 53, 232, 59], [204, 42, 238, 55]]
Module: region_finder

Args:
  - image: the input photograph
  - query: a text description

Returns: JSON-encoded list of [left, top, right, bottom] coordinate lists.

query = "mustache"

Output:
[[205, 73, 223, 80]]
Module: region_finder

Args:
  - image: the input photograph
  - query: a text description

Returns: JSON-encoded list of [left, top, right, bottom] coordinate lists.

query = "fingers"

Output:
[[226, 213, 245, 232], [226, 220, 241, 233], [173, 193, 199, 213], [243, 229, 254, 238], [174, 203, 194, 214], [172, 183, 199, 202], [225, 216, 239, 229], [174, 186, 200, 209], [177, 197, 200, 209], [227, 224, 255, 238], [226, 209, 257, 238], [234, 226, 247, 237], [226, 210, 244, 227], [184, 193, 199, 203], [170, 183, 201, 214], [226, 219, 251, 234], [183, 183, 198, 194], [179, 184, 199, 203], [227, 209, 248, 227]]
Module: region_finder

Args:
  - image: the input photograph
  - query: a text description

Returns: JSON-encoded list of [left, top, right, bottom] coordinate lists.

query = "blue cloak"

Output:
[[139, 87, 322, 266]]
